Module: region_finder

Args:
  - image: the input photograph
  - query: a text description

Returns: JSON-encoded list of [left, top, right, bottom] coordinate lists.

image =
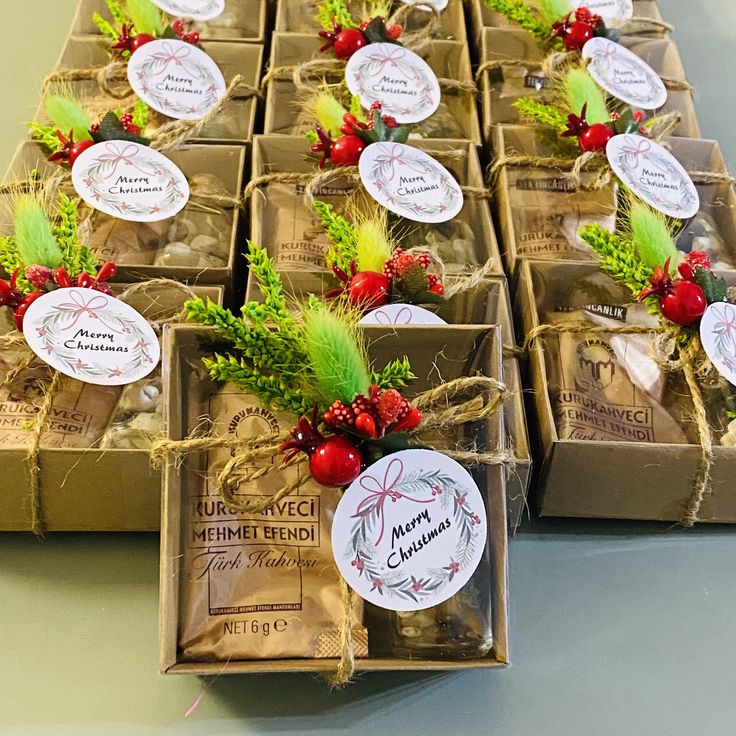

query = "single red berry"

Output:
[[0, 279, 12, 306], [355, 412, 378, 439], [562, 21, 594, 51], [67, 139, 95, 167], [678, 261, 695, 281], [76, 272, 96, 289], [13, 291, 45, 332], [429, 282, 445, 296], [309, 435, 362, 487], [392, 407, 423, 433], [660, 281, 707, 326], [333, 28, 367, 59], [96, 261, 118, 282], [183, 31, 200, 44], [385, 23, 403, 40], [130, 33, 156, 54], [579, 123, 615, 152], [329, 134, 366, 167], [347, 271, 391, 309]]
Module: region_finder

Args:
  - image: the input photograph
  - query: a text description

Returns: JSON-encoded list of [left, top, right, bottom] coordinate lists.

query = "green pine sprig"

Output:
[[27, 122, 64, 153], [53, 194, 99, 278], [483, 0, 550, 40], [106, 0, 128, 25], [513, 98, 568, 131], [313, 200, 357, 272], [316, 0, 356, 30], [370, 357, 416, 390], [579, 224, 654, 296], [131, 99, 150, 131], [93, 11, 120, 40]]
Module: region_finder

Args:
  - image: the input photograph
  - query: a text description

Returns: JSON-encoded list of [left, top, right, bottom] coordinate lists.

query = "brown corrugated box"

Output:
[[160, 323, 509, 673], [3, 141, 247, 302], [0, 283, 223, 532], [515, 259, 736, 522], [263, 32, 481, 145]]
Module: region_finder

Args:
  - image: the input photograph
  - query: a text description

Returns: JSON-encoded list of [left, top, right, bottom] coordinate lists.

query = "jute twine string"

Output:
[[522, 321, 715, 526], [388, 1, 440, 50], [43, 61, 131, 99], [620, 17, 674, 35], [150, 374, 512, 684]]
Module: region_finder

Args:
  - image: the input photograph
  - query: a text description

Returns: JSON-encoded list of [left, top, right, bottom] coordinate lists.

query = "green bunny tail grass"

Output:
[[349, 94, 366, 122], [125, 0, 165, 36], [355, 213, 393, 273], [513, 98, 569, 131], [310, 91, 348, 138], [629, 200, 679, 272], [562, 67, 609, 124], [367, 1, 392, 17], [314, 200, 358, 272], [45, 96, 93, 141], [316, 0, 356, 30], [303, 304, 370, 405], [14, 196, 63, 269], [483, 0, 550, 40], [532, 0, 572, 24]]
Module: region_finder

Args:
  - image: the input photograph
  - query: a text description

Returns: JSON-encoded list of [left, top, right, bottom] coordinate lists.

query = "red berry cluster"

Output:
[[171, 18, 200, 45], [359, 17, 402, 40], [383, 248, 444, 296], [638, 253, 711, 327], [318, 16, 402, 60], [111, 23, 156, 58], [551, 7, 603, 51], [0, 262, 117, 332], [324, 385, 422, 440]]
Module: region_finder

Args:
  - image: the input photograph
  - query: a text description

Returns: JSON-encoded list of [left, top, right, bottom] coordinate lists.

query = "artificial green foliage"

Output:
[[303, 304, 371, 405], [305, 130, 319, 144], [513, 98, 568, 131], [54, 194, 98, 278], [45, 96, 93, 142], [367, 0, 392, 17], [93, 11, 119, 41], [391, 265, 445, 306], [532, 0, 571, 24], [349, 94, 366, 122], [370, 357, 416, 390], [126, 0, 165, 35], [105, 0, 128, 25], [14, 197, 63, 269], [27, 122, 63, 153], [90, 111, 149, 145], [131, 99, 150, 130], [244, 240, 293, 325], [629, 201, 679, 272], [693, 268, 728, 305], [316, 0, 356, 30], [313, 200, 358, 272], [579, 224, 653, 296], [563, 68, 609, 124], [483, 0, 550, 40]]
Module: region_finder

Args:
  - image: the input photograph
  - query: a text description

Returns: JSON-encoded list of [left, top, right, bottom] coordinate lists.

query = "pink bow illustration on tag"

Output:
[[620, 135, 652, 166], [371, 306, 413, 325], [97, 142, 159, 180], [152, 40, 193, 71], [590, 39, 617, 70], [366, 45, 407, 70], [354, 458, 435, 545], [54, 290, 120, 332], [710, 303, 736, 371]]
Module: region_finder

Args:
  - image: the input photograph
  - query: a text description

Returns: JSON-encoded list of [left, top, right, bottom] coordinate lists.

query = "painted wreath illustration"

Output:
[[346, 457, 484, 603], [77, 141, 187, 218], [32, 290, 156, 381], [130, 40, 225, 118]]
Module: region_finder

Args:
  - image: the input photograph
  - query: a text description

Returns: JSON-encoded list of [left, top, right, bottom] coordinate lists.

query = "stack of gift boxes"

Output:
[[1, 0, 734, 682]]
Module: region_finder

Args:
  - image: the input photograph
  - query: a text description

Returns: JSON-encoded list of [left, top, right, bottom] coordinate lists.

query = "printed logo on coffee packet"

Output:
[[606, 135, 699, 219], [345, 43, 440, 124], [23, 289, 160, 386], [583, 37, 667, 110], [359, 142, 463, 223], [332, 449, 487, 612], [700, 302, 736, 386], [127, 38, 227, 121], [571, 0, 633, 23], [576, 340, 617, 391], [359, 304, 447, 325], [71, 141, 189, 223], [151, 0, 224, 20]]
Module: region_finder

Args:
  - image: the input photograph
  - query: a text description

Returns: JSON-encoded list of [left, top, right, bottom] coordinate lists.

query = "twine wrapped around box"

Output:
[[150, 374, 515, 685], [521, 320, 717, 527]]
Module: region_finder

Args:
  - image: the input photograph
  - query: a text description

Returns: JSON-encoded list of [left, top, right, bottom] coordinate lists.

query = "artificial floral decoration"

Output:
[[316, 0, 403, 59], [314, 201, 445, 310], [483, 0, 620, 51], [579, 196, 727, 329], [0, 191, 115, 331], [184, 241, 422, 487], [28, 94, 150, 167], [94, 0, 200, 59], [513, 64, 647, 151], [310, 100, 412, 168]]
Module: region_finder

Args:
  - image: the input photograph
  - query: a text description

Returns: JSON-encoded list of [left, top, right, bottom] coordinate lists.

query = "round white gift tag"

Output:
[[359, 303, 447, 325], [700, 302, 736, 386], [150, 0, 225, 20]]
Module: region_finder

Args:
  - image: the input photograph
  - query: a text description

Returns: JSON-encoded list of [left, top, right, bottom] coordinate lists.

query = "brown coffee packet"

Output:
[[178, 384, 368, 662], [542, 306, 691, 444]]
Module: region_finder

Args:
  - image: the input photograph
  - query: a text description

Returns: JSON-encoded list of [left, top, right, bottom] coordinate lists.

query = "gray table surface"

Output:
[[1, 2, 735, 734]]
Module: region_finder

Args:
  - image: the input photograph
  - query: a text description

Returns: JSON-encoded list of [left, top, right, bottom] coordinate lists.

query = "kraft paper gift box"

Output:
[[47, 37, 262, 145], [3, 141, 246, 302], [477, 28, 699, 143], [515, 259, 736, 523], [243, 270, 532, 532], [466, 0, 667, 59], [160, 323, 510, 674], [274, 0, 468, 45], [491, 126, 733, 277], [249, 135, 503, 277], [0, 283, 223, 533], [263, 33, 481, 145], [69, 0, 269, 43]]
